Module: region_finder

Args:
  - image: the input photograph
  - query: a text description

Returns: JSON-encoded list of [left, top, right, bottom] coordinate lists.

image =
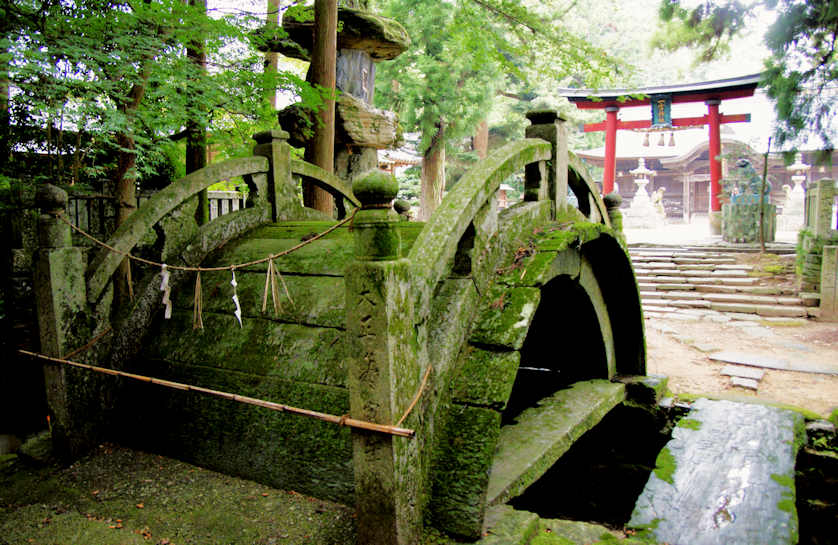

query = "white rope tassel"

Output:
[[231, 269, 243, 328], [160, 264, 172, 319]]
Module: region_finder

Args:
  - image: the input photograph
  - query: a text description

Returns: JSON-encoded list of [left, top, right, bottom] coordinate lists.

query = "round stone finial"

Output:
[[393, 199, 410, 214], [36, 184, 68, 211], [352, 170, 399, 207]]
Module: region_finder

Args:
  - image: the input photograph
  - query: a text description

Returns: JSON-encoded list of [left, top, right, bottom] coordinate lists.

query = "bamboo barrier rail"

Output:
[[19, 349, 415, 438]]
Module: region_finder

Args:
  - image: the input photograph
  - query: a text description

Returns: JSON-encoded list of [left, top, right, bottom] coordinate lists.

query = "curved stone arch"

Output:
[[290, 158, 360, 219], [580, 233, 646, 377], [86, 156, 271, 303], [568, 151, 610, 225], [431, 227, 645, 539], [408, 138, 552, 318]]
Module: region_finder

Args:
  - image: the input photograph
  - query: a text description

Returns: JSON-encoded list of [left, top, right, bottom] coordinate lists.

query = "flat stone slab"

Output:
[[629, 399, 804, 545], [720, 365, 765, 381], [730, 376, 760, 390], [710, 350, 838, 375], [485, 380, 625, 507]]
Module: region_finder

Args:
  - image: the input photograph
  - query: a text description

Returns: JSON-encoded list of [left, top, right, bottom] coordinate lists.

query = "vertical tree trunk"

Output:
[[473, 119, 488, 159], [303, 0, 337, 215], [420, 120, 445, 221], [187, 0, 208, 224], [265, 0, 281, 110], [111, 60, 151, 310], [0, 50, 10, 171], [113, 131, 138, 309]]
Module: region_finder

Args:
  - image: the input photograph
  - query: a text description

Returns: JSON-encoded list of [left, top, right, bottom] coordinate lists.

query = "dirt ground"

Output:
[[645, 315, 838, 418]]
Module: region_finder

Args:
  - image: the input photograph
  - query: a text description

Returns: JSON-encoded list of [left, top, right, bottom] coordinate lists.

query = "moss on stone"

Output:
[[469, 285, 540, 350], [653, 447, 676, 485], [673, 393, 825, 421], [144, 310, 348, 386], [0, 445, 355, 545], [677, 418, 702, 431], [450, 346, 519, 410], [117, 361, 354, 503], [430, 404, 501, 539]]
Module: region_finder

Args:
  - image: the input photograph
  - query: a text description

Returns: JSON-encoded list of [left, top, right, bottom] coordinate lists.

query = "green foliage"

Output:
[[376, 0, 617, 154], [396, 165, 421, 205], [653, 0, 838, 149], [1, 0, 317, 192]]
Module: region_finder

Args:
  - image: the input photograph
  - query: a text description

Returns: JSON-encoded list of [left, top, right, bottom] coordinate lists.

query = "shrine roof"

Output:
[[561, 73, 762, 109]]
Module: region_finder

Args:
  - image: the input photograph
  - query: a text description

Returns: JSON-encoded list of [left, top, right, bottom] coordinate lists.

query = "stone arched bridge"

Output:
[[34, 111, 646, 544]]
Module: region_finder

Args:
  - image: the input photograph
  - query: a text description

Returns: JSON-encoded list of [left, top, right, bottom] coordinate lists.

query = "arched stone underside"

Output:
[[429, 229, 645, 539]]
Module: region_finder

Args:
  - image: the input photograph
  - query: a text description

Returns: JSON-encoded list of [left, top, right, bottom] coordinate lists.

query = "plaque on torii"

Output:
[[561, 74, 760, 225]]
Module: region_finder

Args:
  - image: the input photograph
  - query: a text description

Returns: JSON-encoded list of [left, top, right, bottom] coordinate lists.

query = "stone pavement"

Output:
[[629, 399, 803, 545]]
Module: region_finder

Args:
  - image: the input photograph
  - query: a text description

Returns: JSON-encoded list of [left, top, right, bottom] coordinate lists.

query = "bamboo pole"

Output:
[[18, 349, 415, 438]]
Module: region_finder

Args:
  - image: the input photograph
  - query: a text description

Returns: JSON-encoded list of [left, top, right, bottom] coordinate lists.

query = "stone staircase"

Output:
[[629, 246, 819, 320]]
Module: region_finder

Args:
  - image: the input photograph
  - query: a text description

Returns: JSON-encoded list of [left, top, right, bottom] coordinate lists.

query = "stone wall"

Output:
[[797, 179, 838, 295]]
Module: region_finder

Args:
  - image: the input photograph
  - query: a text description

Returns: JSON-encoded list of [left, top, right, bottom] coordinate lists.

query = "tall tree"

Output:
[[303, 0, 338, 214], [265, 0, 282, 110], [3, 0, 316, 309], [654, 0, 837, 150], [186, 0, 209, 226], [376, 0, 617, 219]]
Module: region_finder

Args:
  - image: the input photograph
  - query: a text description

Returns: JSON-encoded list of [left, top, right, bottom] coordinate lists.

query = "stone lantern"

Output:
[[623, 158, 665, 229], [259, 5, 410, 181], [778, 152, 809, 231]]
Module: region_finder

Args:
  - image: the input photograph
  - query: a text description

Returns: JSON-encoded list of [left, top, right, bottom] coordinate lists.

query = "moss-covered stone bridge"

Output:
[[34, 111, 650, 544]]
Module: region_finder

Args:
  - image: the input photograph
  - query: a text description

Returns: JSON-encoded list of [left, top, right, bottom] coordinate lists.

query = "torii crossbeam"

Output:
[[562, 74, 761, 230]]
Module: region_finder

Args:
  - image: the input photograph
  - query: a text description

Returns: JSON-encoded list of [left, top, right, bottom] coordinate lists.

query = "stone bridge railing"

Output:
[[83, 130, 360, 305]]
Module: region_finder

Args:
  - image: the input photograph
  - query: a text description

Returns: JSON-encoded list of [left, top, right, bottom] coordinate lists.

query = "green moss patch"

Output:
[[676, 418, 702, 431], [0, 445, 355, 545], [653, 447, 676, 485]]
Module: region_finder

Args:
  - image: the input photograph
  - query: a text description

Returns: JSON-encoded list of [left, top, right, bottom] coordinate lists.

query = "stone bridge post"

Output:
[[345, 171, 422, 545], [525, 110, 569, 215], [253, 128, 298, 221], [33, 184, 92, 459]]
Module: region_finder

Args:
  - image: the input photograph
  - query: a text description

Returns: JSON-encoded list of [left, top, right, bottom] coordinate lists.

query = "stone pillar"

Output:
[[603, 106, 619, 195], [812, 179, 836, 237], [707, 99, 722, 234], [33, 184, 91, 459], [821, 246, 838, 321], [253, 129, 296, 221], [525, 110, 569, 214], [345, 171, 423, 545]]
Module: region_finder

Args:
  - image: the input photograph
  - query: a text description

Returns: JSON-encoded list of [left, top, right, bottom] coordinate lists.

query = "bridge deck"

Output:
[[486, 380, 626, 506], [629, 398, 803, 545]]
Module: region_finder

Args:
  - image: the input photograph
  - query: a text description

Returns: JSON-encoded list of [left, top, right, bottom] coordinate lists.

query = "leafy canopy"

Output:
[[1, 0, 319, 188], [375, 0, 619, 154], [654, 0, 837, 150]]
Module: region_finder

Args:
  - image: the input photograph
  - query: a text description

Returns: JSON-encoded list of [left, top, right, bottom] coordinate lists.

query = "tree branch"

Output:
[[468, 0, 537, 33]]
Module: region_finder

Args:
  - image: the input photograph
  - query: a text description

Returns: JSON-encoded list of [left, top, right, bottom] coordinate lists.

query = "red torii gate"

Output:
[[562, 74, 760, 223]]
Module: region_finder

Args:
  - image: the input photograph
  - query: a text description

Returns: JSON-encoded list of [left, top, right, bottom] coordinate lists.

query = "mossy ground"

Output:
[[0, 444, 355, 545]]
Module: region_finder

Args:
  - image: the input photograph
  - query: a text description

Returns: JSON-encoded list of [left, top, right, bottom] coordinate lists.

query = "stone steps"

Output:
[[630, 245, 811, 319], [485, 380, 626, 507], [629, 399, 804, 545]]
